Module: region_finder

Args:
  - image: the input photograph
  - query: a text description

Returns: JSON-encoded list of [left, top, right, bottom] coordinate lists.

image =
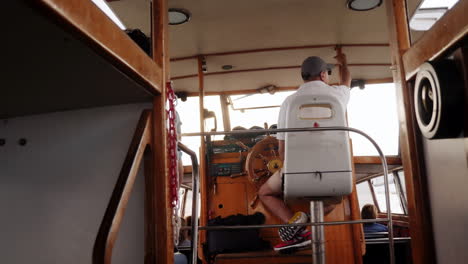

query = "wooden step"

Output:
[[215, 249, 313, 264]]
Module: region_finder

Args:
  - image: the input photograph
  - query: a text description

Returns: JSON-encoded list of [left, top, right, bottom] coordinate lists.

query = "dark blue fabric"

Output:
[[363, 223, 388, 233]]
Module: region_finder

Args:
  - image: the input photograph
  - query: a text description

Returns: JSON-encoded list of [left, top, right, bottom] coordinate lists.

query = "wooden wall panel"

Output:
[[209, 183, 248, 217], [206, 148, 362, 264]]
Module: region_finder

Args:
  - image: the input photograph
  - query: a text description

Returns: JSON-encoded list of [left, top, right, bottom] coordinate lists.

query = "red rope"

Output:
[[166, 82, 179, 208]]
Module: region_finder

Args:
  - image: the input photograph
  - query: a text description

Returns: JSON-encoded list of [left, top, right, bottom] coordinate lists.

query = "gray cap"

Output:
[[301, 56, 334, 78]]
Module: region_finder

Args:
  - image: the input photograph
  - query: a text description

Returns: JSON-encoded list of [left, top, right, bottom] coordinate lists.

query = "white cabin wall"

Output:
[[422, 137, 468, 263], [0, 103, 150, 263]]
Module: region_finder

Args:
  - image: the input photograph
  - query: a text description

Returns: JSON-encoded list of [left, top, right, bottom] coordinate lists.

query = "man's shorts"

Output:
[[265, 169, 283, 194], [264, 168, 343, 205]]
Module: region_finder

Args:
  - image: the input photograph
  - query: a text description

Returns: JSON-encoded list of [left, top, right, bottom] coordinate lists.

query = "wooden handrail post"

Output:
[[92, 110, 152, 264], [385, 0, 436, 263], [152, 0, 173, 263], [197, 55, 208, 262]]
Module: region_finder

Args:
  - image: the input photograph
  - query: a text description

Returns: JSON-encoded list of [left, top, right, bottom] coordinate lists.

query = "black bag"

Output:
[[206, 212, 270, 255]]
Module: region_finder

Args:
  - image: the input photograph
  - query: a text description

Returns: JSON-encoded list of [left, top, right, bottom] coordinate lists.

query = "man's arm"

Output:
[[336, 53, 351, 88]]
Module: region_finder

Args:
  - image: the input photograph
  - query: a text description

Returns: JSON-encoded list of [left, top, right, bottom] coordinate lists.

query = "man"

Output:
[[258, 54, 351, 251]]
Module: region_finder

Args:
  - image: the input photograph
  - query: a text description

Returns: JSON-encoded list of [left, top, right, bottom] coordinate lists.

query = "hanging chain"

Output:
[[166, 81, 180, 245]]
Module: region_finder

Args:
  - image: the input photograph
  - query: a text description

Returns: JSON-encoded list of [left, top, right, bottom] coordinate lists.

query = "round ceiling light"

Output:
[[168, 8, 191, 25], [347, 0, 382, 11]]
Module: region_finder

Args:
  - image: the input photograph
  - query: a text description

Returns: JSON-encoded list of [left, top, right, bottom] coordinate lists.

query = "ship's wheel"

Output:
[[245, 136, 282, 189]]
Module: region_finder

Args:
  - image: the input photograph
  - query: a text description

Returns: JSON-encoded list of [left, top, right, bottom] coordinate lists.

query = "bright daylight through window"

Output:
[[409, 0, 459, 31], [348, 83, 399, 156], [177, 83, 399, 162], [91, 0, 126, 30]]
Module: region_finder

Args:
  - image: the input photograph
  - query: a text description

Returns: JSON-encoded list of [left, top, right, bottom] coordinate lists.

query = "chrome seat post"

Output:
[[311, 200, 325, 264]]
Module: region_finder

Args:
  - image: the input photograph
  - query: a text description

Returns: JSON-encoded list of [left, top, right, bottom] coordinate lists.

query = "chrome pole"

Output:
[[311, 200, 325, 264], [178, 143, 199, 264]]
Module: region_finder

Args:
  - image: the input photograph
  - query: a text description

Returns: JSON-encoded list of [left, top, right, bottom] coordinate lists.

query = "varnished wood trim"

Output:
[[185, 86, 299, 97], [152, 0, 173, 263], [386, 0, 436, 263], [182, 78, 394, 97], [92, 110, 152, 264], [143, 143, 156, 264], [171, 43, 390, 62], [402, 0, 468, 80], [357, 167, 404, 184], [365, 77, 394, 84], [34, 0, 162, 95], [349, 147, 366, 262], [353, 156, 402, 165], [183, 165, 193, 174], [172, 64, 391, 80], [368, 180, 381, 212], [197, 56, 209, 262], [220, 94, 232, 131]]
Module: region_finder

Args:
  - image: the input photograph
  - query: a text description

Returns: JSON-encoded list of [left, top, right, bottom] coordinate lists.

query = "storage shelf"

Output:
[[2, 0, 161, 119]]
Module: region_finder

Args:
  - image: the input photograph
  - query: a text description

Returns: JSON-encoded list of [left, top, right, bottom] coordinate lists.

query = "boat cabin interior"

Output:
[[2, 0, 467, 264]]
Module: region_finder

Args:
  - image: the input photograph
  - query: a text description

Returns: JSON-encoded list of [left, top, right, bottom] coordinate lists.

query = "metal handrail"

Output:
[[366, 237, 411, 245], [180, 218, 390, 230], [177, 142, 199, 264], [92, 110, 152, 264], [182, 126, 394, 264]]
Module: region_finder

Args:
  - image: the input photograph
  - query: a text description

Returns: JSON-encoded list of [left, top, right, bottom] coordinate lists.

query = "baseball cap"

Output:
[[301, 56, 334, 79]]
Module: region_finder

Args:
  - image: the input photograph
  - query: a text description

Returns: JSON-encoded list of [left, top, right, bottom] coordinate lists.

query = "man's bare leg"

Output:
[[258, 183, 294, 222], [259, 184, 338, 223]]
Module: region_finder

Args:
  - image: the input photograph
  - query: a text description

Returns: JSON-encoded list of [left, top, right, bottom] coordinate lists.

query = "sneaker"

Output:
[[278, 211, 308, 242], [297, 230, 312, 240], [273, 231, 311, 251]]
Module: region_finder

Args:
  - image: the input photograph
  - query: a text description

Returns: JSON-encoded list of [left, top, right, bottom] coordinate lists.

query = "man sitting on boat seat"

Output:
[[258, 54, 351, 251]]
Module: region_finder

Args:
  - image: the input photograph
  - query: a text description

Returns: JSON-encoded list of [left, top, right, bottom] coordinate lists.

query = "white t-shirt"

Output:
[[276, 81, 350, 140]]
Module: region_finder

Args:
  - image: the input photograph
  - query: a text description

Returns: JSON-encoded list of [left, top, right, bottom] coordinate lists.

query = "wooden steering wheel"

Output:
[[245, 136, 282, 189]]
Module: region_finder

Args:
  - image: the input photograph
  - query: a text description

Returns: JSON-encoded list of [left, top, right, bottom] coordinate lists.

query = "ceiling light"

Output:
[[347, 0, 382, 11], [168, 8, 191, 25]]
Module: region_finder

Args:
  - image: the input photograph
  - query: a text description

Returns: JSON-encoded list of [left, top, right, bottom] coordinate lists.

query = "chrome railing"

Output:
[[182, 126, 395, 264], [177, 142, 200, 264]]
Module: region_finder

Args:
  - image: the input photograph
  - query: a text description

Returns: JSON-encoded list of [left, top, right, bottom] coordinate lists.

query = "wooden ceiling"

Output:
[[108, 0, 426, 93]]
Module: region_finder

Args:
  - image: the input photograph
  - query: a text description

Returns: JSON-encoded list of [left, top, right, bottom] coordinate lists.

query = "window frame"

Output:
[[357, 167, 408, 216]]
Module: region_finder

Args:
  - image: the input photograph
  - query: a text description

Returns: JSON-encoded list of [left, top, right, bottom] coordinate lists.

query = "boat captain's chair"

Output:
[[283, 92, 353, 200]]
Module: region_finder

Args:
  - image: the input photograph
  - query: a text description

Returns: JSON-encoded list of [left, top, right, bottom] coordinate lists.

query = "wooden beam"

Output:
[[385, 1, 436, 263], [151, 0, 173, 263], [353, 156, 402, 165], [198, 56, 206, 135], [402, 0, 468, 80], [220, 94, 232, 131], [172, 64, 392, 80], [349, 146, 366, 263], [170, 43, 390, 62], [35, 0, 162, 95], [182, 77, 394, 97], [364, 77, 394, 84], [197, 56, 208, 262]]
